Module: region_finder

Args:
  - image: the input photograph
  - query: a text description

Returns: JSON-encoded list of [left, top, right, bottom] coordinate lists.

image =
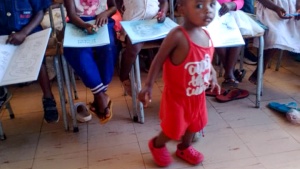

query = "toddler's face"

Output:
[[181, 0, 216, 27]]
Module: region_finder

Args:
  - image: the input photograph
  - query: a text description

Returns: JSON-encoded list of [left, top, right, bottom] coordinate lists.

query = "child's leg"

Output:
[[249, 48, 278, 84], [178, 130, 194, 150], [94, 18, 118, 87], [119, 38, 144, 82], [176, 130, 204, 165], [216, 47, 241, 87], [38, 62, 59, 123], [149, 131, 172, 167], [153, 131, 171, 148], [64, 47, 111, 122], [38, 63, 54, 99]]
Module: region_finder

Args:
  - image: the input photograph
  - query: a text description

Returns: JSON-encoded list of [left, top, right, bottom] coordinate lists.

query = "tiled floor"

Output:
[[1, 55, 300, 169]]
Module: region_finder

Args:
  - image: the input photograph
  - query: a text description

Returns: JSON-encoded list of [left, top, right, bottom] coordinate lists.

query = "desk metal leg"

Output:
[[256, 36, 264, 108], [6, 102, 14, 119], [69, 66, 78, 100], [61, 56, 78, 132], [130, 66, 138, 122], [54, 56, 69, 131], [276, 50, 283, 71], [240, 46, 244, 70], [0, 121, 6, 140], [134, 56, 144, 124]]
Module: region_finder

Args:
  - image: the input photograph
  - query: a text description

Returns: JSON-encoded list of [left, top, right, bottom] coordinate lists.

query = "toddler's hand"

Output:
[[157, 11, 166, 23], [138, 86, 152, 108], [210, 67, 221, 95], [210, 76, 221, 95], [6, 32, 26, 45]]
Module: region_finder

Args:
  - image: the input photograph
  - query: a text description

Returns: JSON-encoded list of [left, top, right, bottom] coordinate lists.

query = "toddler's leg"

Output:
[[176, 130, 204, 165], [148, 131, 172, 167]]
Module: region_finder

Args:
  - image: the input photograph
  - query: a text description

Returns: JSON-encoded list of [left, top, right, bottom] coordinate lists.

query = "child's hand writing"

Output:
[[6, 32, 27, 45], [84, 23, 98, 34], [138, 86, 152, 108], [157, 10, 166, 23], [95, 12, 109, 27]]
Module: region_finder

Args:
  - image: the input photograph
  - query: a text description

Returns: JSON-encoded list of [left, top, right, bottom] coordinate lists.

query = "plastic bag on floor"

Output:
[[286, 109, 300, 124]]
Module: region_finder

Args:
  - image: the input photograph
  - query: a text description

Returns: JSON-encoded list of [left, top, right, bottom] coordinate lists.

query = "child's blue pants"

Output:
[[64, 17, 118, 94]]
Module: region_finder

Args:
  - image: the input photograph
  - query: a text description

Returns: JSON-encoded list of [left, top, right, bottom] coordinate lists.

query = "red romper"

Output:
[[160, 27, 214, 140]]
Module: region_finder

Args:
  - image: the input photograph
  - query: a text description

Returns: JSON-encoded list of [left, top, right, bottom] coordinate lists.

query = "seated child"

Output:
[[139, 0, 220, 166], [63, 0, 118, 124], [249, 0, 300, 84], [215, 0, 244, 88], [0, 0, 59, 123], [119, 0, 169, 95]]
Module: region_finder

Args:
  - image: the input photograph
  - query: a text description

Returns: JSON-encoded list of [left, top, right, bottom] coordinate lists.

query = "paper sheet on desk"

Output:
[[0, 28, 51, 86], [121, 17, 178, 44], [204, 3, 245, 47], [63, 20, 110, 47]]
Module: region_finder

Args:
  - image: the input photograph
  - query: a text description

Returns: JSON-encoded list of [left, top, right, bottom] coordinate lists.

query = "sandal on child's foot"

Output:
[[148, 138, 172, 167], [89, 100, 113, 124], [176, 145, 204, 165], [222, 78, 239, 88], [99, 100, 113, 124]]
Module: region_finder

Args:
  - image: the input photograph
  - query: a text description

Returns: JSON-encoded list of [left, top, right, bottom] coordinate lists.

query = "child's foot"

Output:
[[122, 79, 132, 96], [42, 98, 59, 123], [248, 73, 257, 85], [176, 145, 204, 165], [89, 98, 113, 124], [148, 138, 172, 167]]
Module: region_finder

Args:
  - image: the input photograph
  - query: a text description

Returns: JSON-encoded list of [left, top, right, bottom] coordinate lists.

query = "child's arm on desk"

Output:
[[138, 28, 181, 106], [6, 10, 44, 45]]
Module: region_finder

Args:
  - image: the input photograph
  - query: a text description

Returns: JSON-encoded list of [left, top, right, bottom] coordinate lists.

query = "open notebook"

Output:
[[63, 20, 110, 47], [0, 28, 51, 86], [121, 17, 178, 44], [204, 2, 245, 47]]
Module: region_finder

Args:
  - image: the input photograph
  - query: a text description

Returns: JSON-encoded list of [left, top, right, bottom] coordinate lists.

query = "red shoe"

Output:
[[148, 138, 172, 167], [176, 145, 204, 165]]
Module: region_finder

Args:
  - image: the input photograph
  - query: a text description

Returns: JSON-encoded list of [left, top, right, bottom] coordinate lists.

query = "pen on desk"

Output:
[[285, 13, 300, 17], [83, 26, 97, 34]]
